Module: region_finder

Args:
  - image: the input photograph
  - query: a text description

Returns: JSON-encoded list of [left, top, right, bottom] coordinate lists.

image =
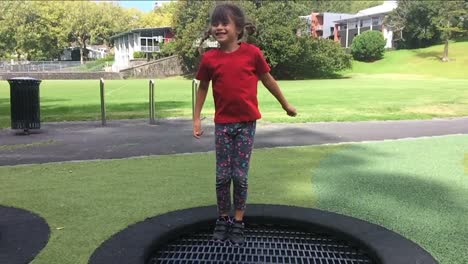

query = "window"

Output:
[[372, 17, 379, 26], [140, 39, 146, 46]]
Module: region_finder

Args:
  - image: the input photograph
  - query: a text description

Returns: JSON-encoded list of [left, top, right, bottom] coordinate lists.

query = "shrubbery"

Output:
[[351, 30, 386, 62], [278, 38, 352, 79], [133, 51, 146, 59]]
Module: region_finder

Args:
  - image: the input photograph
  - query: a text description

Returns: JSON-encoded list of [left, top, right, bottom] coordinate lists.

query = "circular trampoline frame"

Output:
[[90, 204, 438, 264], [0, 206, 50, 264]]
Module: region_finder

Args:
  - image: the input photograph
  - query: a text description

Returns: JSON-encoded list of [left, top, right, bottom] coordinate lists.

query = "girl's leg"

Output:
[[215, 123, 234, 216], [231, 121, 256, 221]]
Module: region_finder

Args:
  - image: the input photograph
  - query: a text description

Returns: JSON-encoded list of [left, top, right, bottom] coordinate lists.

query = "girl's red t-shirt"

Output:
[[196, 43, 271, 124]]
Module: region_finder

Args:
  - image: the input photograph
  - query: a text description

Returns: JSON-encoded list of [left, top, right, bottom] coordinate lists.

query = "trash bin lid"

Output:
[[7, 77, 41, 81]]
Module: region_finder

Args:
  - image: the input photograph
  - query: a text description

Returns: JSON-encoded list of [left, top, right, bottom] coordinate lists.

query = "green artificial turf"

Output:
[[313, 135, 468, 264]]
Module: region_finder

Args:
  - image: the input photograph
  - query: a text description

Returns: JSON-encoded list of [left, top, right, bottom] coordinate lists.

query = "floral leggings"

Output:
[[215, 121, 256, 215]]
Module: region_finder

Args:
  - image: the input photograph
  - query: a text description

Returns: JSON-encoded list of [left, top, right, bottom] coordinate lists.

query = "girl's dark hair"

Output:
[[198, 3, 257, 55], [211, 3, 246, 40]]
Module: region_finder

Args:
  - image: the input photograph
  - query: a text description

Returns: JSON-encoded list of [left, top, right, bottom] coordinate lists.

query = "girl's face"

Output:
[[211, 16, 241, 45]]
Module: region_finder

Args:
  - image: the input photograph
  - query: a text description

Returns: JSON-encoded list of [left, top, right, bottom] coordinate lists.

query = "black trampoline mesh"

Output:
[[148, 223, 376, 264]]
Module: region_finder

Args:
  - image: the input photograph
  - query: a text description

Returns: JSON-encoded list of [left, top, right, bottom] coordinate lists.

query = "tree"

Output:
[[251, 1, 307, 77], [63, 1, 146, 63], [351, 30, 386, 62], [306, 0, 383, 13], [171, 0, 351, 79], [0, 1, 18, 58], [432, 1, 467, 61], [139, 1, 177, 28], [387, 0, 467, 60], [0, 1, 69, 60], [386, 0, 441, 49], [0, 0, 146, 61], [171, 0, 216, 72]]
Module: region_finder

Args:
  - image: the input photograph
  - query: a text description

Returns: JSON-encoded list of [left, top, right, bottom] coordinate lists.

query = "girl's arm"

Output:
[[193, 80, 210, 138], [259, 73, 297, 117]]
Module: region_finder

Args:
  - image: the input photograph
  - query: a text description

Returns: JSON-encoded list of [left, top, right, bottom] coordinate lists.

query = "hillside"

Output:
[[345, 41, 468, 79]]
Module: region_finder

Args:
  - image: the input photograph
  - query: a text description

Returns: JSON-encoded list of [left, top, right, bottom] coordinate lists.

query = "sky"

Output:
[[117, 1, 171, 12]]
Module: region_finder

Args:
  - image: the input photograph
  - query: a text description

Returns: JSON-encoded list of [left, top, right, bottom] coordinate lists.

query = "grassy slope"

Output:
[[345, 41, 468, 79], [0, 135, 467, 263]]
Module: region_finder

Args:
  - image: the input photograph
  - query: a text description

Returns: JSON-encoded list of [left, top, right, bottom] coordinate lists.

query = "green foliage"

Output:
[[160, 41, 177, 57], [133, 51, 146, 59], [171, 1, 350, 79], [306, 0, 383, 13], [0, 1, 69, 60], [171, 0, 216, 72], [292, 38, 352, 78], [76, 55, 115, 72], [432, 2, 467, 39], [0, 1, 174, 61], [351, 31, 386, 62], [254, 1, 349, 79], [387, 0, 467, 50]]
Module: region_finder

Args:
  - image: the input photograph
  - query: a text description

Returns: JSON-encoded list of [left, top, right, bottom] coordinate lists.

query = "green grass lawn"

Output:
[[346, 41, 468, 79], [1, 41, 467, 128], [1, 75, 468, 128], [0, 135, 467, 264]]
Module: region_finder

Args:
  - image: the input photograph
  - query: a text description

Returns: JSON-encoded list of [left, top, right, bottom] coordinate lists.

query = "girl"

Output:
[[193, 3, 297, 245]]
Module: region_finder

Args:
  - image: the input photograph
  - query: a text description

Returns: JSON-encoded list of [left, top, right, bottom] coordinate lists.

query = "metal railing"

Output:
[[140, 46, 161, 53]]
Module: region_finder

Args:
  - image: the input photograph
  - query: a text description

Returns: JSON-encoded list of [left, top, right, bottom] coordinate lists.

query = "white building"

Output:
[[110, 27, 173, 71], [300, 12, 354, 39], [334, 1, 398, 48]]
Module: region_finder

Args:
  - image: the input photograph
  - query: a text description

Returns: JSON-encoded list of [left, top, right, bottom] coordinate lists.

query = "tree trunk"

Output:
[[79, 35, 88, 65], [442, 38, 449, 62], [442, 20, 451, 62], [80, 47, 84, 64]]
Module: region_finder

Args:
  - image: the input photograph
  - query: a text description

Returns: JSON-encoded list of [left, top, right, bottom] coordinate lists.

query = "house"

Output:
[[87, 45, 110, 60], [60, 45, 110, 61], [110, 27, 174, 71], [333, 1, 398, 48], [300, 12, 354, 39]]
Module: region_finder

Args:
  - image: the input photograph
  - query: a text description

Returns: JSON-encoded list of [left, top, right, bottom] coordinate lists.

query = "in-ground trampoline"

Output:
[[90, 205, 438, 264], [0, 206, 50, 264]]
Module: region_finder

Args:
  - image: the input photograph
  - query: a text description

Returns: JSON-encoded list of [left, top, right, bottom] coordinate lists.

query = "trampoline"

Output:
[[149, 223, 374, 264], [90, 205, 438, 264]]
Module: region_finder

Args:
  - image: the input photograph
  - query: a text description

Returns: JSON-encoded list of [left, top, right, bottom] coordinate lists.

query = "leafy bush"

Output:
[[280, 38, 352, 79], [160, 41, 176, 57], [351, 30, 386, 62], [133, 51, 146, 59]]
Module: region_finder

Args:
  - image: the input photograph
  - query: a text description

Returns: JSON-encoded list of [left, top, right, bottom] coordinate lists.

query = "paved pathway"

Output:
[[1, 117, 468, 166]]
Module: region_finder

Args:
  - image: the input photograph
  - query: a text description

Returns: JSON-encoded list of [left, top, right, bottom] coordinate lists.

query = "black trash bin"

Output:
[[7, 77, 41, 133]]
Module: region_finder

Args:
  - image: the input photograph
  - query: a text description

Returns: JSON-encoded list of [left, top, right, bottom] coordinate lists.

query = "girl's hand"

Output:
[[193, 119, 204, 138], [283, 104, 297, 117]]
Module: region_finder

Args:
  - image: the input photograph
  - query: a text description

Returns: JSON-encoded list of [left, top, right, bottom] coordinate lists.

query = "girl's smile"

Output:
[[211, 17, 241, 46]]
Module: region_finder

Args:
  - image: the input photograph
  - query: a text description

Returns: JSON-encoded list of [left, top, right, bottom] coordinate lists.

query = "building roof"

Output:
[[334, 1, 397, 23], [110, 27, 172, 41]]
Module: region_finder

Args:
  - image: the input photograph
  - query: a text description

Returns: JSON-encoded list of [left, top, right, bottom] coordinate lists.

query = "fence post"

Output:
[[192, 79, 199, 121], [100, 78, 106, 126], [149, 79, 156, 124]]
